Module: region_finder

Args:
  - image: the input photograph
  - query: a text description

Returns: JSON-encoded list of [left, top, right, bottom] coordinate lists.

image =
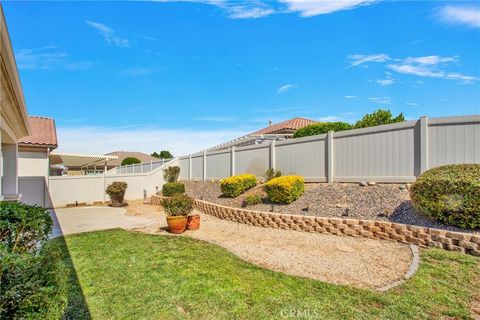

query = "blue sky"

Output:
[[3, 1, 480, 155]]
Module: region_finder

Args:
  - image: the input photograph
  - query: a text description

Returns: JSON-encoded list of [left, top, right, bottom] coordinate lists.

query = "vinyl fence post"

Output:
[[203, 151, 207, 181], [270, 140, 276, 171], [420, 116, 429, 174], [189, 154, 192, 181], [231, 147, 236, 176], [327, 131, 334, 183]]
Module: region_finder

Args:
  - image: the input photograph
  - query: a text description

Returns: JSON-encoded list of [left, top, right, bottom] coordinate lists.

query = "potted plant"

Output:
[[161, 194, 194, 234], [187, 212, 200, 230], [106, 181, 128, 207]]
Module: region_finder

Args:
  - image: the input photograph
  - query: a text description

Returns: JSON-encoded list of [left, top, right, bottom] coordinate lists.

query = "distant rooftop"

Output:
[[18, 116, 58, 148], [252, 117, 318, 135], [105, 151, 160, 166]]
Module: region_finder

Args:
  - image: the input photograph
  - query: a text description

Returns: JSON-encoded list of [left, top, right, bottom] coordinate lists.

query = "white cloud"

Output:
[[56, 125, 247, 156], [228, 5, 275, 19], [344, 95, 357, 98], [437, 5, 480, 28], [403, 55, 457, 65], [281, 0, 377, 17], [317, 116, 340, 122], [86, 20, 130, 47], [276, 84, 298, 94], [406, 102, 418, 106], [15, 46, 92, 70], [376, 79, 395, 86], [368, 97, 391, 104], [347, 54, 390, 67]]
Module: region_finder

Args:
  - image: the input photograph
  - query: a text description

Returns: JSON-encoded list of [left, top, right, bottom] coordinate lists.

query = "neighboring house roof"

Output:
[[252, 117, 318, 135], [18, 116, 58, 148], [105, 151, 160, 167], [207, 117, 318, 151]]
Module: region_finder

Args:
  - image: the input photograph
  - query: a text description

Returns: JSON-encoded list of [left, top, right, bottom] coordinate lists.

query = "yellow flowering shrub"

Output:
[[220, 173, 257, 198], [264, 175, 305, 204]]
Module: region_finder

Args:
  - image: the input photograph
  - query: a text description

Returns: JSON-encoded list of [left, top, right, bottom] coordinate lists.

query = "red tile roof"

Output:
[[18, 116, 58, 148], [252, 117, 318, 135]]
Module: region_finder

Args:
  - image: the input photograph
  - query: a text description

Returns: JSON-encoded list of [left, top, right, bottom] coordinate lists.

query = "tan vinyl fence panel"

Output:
[[333, 123, 417, 182], [428, 118, 480, 168], [19, 177, 48, 207], [276, 136, 327, 181], [178, 157, 190, 180], [235, 145, 270, 177], [191, 155, 204, 180], [206, 151, 230, 179]]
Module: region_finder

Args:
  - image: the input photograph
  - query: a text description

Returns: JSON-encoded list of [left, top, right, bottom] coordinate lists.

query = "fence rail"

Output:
[[177, 115, 480, 183], [112, 158, 173, 175]]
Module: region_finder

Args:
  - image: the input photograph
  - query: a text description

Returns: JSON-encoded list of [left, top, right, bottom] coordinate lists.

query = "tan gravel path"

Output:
[[128, 201, 413, 290]]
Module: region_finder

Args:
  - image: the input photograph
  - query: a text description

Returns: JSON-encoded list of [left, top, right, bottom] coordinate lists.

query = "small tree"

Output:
[[121, 157, 141, 166], [293, 122, 352, 138], [354, 109, 405, 129], [151, 152, 160, 158], [159, 150, 173, 159], [163, 166, 180, 183]]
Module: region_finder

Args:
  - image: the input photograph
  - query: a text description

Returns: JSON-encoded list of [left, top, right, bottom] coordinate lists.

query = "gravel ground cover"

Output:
[[128, 202, 412, 289], [183, 180, 480, 234]]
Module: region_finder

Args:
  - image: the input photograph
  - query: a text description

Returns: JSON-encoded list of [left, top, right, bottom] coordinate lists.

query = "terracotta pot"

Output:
[[110, 194, 124, 207], [166, 216, 188, 234], [187, 214, 200, 230]]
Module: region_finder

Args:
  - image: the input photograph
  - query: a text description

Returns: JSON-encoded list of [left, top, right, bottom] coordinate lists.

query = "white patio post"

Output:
[[230, 147, 236, 176], [203, 150, 207, 181], [327, 131, 334, 183], [103, 160, 107, 202], [420, 116, 429, 174]]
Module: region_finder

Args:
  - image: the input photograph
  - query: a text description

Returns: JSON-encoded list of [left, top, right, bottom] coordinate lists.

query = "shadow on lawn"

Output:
[[50, 211, 91, 319]]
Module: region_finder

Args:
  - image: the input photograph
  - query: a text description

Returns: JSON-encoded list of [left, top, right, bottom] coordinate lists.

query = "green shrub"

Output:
[[220, 174, 257, 198], [106, 181, 128, 197], [161, 194, 194, 216], [264, 176, 305, 204], [0, 202, 68, 319], [353, 109, 404, 129], [163, 166, 180, 183], [293, 122, 352, 138], [243, 195, 262, 207], [162, 182, 185, 197], [410, 164, 480, 228], [265, 168, 282, 181], [121, 157, 141, 166]]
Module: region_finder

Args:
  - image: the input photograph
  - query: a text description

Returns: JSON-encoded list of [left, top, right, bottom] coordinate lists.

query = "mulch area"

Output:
[[183, 180, 479, 234]]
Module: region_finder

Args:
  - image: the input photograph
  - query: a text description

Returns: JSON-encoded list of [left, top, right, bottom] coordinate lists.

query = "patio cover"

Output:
[[50, 152, 118, 168]]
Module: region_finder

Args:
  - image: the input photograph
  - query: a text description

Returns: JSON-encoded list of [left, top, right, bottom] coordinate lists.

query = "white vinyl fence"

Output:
[[113, 158, 173, 174], [177, 115, 480, 183]]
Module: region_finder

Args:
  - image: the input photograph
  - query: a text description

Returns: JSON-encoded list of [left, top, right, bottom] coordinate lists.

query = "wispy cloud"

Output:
[[56, 125, 247, 155], [347, 54, 390, 68], [406, 102, 418, 106], [15, 46, 93, 70], [437, 5, 480, 28], [347, 53, 478, 84], [344, 95, 357, 99], [86, 20, 130, 47], [276, 84, 298, 94], [368, 97, 391, 104], [281, 0, 377, 17], [155, 0, 377, 19]]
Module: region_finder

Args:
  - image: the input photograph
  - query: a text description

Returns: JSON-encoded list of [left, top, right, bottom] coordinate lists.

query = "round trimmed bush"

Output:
[[410, 164, 480, 229], [264, 175, 305, 204], [220, 174, 257, 198], [162, 182, 185, 197]]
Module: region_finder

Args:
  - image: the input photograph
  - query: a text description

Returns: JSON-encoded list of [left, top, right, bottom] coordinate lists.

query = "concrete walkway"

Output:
[[50, 206, 154, 238]]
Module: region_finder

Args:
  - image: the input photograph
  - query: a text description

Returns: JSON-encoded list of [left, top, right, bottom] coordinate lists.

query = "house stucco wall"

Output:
[[18, 150, 49, 177]]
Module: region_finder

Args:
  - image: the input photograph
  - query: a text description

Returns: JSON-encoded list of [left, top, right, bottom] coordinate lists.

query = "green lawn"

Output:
[[52, 229, 479, 320]]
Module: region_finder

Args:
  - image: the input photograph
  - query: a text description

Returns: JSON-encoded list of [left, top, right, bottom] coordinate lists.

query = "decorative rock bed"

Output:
[[151, 195, 480, 256]]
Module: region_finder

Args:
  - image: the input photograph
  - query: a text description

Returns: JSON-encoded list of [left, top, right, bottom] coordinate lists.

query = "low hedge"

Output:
[[0, 202, 68, 319], [410, 164, 480, 229], [220, 174, 257, 198], [243, 195, 262, 207], [264, 175, 305, 204], [162, 182, 185, 197]]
